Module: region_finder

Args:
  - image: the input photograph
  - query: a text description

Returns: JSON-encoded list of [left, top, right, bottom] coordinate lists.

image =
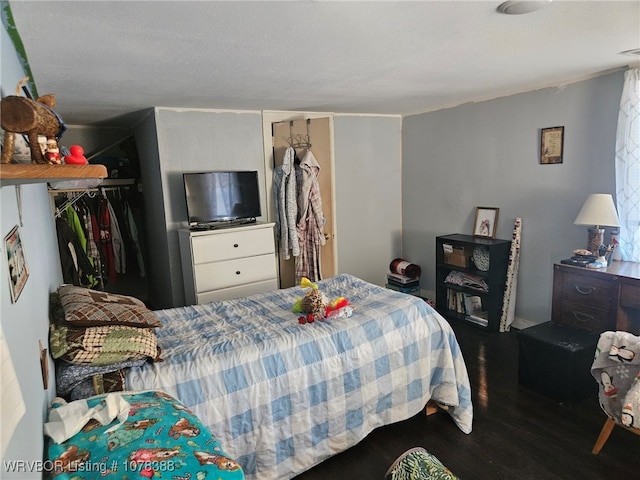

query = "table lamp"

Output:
[[574, 193, 620, 262]]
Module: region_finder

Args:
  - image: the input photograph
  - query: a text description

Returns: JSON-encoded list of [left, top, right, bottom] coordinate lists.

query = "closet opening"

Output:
[[49, 179, 149, 305]]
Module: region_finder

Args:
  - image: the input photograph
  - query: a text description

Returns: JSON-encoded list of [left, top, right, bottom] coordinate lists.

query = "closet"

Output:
[[49, 179, 149, 303]]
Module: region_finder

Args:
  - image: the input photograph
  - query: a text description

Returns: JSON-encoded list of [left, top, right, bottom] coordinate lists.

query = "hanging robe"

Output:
[[295, 150, 326, 283], [273, 146, 299, 260]]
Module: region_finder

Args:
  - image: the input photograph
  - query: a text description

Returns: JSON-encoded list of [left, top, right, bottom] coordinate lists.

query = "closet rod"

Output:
[[53, 191, 93, 218], [49, 185, 128, 195]]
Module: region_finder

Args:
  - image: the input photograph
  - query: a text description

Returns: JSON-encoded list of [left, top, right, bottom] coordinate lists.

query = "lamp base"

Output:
[[587, 227, 604, 256]]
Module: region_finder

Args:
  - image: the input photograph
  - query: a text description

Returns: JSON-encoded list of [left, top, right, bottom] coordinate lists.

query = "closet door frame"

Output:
[[261, 111, 338, 287]]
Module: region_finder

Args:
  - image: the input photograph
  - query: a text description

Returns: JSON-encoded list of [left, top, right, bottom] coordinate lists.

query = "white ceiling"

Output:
[[7, 0, 640, 126]]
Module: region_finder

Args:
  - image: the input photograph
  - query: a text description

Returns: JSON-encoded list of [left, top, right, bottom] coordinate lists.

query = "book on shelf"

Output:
[[463, 295, 483, 315], [465, 311, 489, 327], [446, 289, 488, 326]]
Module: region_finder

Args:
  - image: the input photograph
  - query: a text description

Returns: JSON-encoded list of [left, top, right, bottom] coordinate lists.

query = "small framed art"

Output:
[[5, 225, 29, 303], [540, 126, 564, 164], [473, 207, 499, 239]]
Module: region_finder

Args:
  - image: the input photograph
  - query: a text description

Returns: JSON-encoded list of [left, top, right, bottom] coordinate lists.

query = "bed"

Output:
[[125, 273, 473, 479]]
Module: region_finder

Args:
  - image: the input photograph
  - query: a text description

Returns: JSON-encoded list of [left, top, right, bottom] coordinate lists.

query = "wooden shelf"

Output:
[[0, 164, 108, 186]]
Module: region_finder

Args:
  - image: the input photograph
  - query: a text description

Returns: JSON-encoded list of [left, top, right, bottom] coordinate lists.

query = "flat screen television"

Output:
[[183, 171, 261, 226]]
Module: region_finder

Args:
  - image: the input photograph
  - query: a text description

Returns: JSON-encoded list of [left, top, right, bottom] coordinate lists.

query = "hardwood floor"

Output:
[[294, 320, 640, 479]]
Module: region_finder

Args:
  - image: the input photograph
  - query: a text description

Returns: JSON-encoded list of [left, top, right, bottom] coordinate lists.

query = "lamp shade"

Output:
[[574, 194, 620, 228]]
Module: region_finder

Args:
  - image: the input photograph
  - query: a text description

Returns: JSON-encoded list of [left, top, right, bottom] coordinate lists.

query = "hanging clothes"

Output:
[[64, 205, 99, 288], [273, 146, 300, 260], [98, 196, 117, 284], [77, 199, 104, 290], [56, 218, 98, 287], [51, 183, 147, 292], [106, 198, 125, 274], [295, 149, 326, 283]]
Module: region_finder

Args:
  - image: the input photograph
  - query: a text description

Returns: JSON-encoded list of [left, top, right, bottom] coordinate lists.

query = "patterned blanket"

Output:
[[126, 274, 473, 480], [45, 390, 244, 479], [592, 331, 640, 428]]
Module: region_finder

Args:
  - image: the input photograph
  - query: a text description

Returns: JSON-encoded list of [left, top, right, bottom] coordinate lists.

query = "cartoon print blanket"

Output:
[[591, 331, 640, 429], [44, 390, 245, 479]]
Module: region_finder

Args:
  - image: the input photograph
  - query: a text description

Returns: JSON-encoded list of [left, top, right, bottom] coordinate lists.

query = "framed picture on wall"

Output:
[[4, 225, 29, 303], [540, 126, 564, 164], [473, 207, 499, 239]]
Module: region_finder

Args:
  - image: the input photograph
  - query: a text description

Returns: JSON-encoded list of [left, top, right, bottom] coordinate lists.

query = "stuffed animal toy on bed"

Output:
[[293, 277, 352, 323], [293, 277, 328, 320]]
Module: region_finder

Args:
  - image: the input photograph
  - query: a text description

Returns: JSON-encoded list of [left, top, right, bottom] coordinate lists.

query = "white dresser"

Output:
[[178, 222, 278, 305]]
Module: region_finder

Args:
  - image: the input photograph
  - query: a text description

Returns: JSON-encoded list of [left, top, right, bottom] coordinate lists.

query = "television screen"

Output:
[[183, 171, 261, 225]]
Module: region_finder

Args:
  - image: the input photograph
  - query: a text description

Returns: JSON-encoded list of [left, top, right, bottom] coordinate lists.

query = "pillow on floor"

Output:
[[58, 285, 161, 328]]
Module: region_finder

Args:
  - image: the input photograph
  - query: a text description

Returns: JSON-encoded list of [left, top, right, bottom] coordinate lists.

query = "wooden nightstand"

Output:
[[552, 262, 640, 334]]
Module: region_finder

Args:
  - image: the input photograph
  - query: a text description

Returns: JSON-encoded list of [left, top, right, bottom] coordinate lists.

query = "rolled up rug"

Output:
[[385, 447, 459, 480]]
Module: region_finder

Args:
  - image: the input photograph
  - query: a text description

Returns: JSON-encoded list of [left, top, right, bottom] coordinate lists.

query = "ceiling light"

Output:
[[497, 1, 551, 15]]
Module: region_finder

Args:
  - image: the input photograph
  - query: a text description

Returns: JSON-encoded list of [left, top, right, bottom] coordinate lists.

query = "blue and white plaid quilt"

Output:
[[126, 274, 472, 479]]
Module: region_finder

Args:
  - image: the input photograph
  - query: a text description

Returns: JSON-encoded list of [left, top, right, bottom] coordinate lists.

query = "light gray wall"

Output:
[[134, 110, 404, 307], [135, 109, 267, 308], [1, 26, 58, 478], [334, 115, 403, 286], [402, 70, 624, 326]]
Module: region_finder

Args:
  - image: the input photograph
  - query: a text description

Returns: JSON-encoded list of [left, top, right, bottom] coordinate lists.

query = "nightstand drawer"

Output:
[[560, 272, 613, 309], [556, 300, 615, 333]]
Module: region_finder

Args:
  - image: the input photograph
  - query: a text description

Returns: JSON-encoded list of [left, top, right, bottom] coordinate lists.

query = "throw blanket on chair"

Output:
[[591, 331, 640, 428]]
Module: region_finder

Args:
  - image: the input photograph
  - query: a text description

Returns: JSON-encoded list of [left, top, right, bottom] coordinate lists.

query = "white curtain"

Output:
[[615, 68, 640, 262]]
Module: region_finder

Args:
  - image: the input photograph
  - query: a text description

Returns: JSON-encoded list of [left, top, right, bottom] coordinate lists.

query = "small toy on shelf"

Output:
[[63, 145, 88, 165], [0, 77, 67, 165], [45, 137, 61, 164]]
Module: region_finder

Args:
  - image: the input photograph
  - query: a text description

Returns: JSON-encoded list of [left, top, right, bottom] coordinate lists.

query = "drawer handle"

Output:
[[575, 284, 595, 295], [234, 243, 239, 248], [572, 311, 594, 323], [236, 271, 241, 275]]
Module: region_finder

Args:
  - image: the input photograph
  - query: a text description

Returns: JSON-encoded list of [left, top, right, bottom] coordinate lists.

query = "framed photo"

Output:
[[540, 126, 564, 164], [473, 207, 499, 239], [5, 225, 29, 303]]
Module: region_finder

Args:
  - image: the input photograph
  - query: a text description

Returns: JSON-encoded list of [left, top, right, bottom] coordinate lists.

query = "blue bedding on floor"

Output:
[[45, 390, 244, 479]]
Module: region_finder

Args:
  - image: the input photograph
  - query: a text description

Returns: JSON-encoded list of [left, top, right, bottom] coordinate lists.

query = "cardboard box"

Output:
[[443, 244, 469, 268]]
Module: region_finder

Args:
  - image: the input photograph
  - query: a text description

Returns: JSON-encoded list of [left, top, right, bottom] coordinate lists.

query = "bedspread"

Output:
[[126, 274, 472, 479]]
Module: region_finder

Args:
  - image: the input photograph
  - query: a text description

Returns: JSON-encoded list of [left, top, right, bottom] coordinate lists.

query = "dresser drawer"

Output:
[[620, 283, 640, 309], [197, 279, 279, 303], [191, 227, 275, 264], [560, 272, 613, 309], [194, 254, 276, 292], [556, 300, 615, 333]]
